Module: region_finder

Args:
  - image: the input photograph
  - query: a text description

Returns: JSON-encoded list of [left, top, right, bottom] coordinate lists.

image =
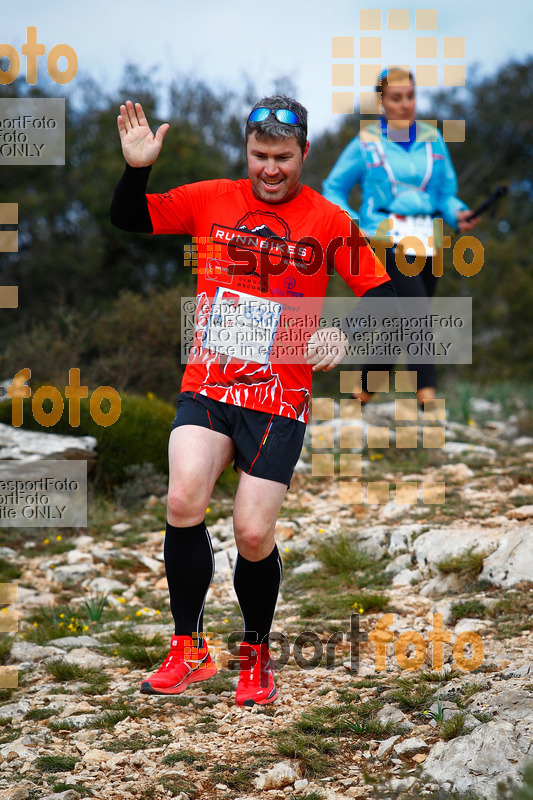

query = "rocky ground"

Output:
[[1, 395, 533, 800]]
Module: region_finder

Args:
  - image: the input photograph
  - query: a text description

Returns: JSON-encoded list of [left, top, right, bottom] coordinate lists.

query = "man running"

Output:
[[111, 95, 394, 706]]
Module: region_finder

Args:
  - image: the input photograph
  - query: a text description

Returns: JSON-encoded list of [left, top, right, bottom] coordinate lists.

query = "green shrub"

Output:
[[0, 392, 174, 492]]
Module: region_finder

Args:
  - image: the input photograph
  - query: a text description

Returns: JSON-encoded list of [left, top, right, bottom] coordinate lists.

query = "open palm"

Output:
[[117, 100, 169, 167]]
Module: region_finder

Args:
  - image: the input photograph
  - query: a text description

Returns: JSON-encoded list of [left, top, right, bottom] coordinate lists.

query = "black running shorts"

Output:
[[171, 391, 306, 486]]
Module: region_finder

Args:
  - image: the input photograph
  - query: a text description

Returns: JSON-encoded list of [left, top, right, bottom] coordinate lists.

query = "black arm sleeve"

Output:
[[339, 279, 398, 343], [110, 164, 153, 233]]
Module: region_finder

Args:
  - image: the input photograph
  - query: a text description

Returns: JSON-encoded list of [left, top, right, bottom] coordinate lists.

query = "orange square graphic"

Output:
[[424, 399, 446, 421], [332, 36, 354, 58], [385, 65, 410, 85], [360, 9, 382, 30], [443, 119, 465, 142], [340, 399, 362, 420], [367, 426, 389, 448], [387, 9, 409, 30], [332, 93, 354, 115], [312, 425, 335, 449], [339, 481, 363, 504], [395, 371, 417, 392], [395, 427, 418, 449], [0, 666, 18, 688], [443, 65, 465, 87], [416, 120, 438, 142], [312, 454, 334, 477], [0, 606, 18, 633], [423, 482, 446, 504], [367, 481, 390, 504], [367, 370, 389, 393], [0, 287, 18, 308], [444, 37, 465, 58], [340, 424, 363, 449], [0, 203, 18, 224], [360, 91, 379, 114], [340, 371, 362, 394], [332, 64, 355, 86], [395, 399, 418, 421], [312, 397, 335, 420], [340, 454, 362, 477], [415, 9, 437, 30], [423, 427, 446, 448], [360, 37, 381, 58], [396, 482, 418, 504], [0, 232, 18, 252], [416, 65, 438, 87], [0, 583, 17, 603], [416, 37, 437, 59], [360, 64, 382, 87]]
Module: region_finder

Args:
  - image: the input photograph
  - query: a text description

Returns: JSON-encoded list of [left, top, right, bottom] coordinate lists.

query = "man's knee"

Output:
[[167, 483, 207, 525]]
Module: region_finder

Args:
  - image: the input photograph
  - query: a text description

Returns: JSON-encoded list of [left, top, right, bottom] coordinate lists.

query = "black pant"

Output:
[[361, 247, 438, 394]]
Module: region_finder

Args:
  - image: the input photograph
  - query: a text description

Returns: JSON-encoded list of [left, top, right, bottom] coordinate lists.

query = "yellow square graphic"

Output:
[[367, 481, 390, 504], [0, 203, 18, 224], [0, 231, 18, 252], [312, 425, 335, 449], [416, 120, 438, 141], [340, 370, 362, 394], [444, 65, 465, 87], [360, 64, 382, 87], [360, 36, 381, 58], [367, 370, 389, 393], [0, 606, 18, 633], [340, 454, 362, 477], [415, 9, 437, 29], [387, 9, 409, 29], [416, 65, 438, 87], [396, 482, 418, 504], [312, 454, 334, 477], [423, 427, 446, 448], [423, 481, 446, 504], [332, 36, 354, 58], [0, 583, 17, 604], [395, 427, 418, 448], [395, 399, 418, 421], [424, 398, 446, 421], [340, 399, 362, 420], [332, 64, 355, 86], [332, 92, 354, 115], [444, 37, 465, 58], [395, 371, 417, 392], [0, 666, 18, 688], [312, 397, 335, 420], [360, 9, 382, 30], [443, 119, 465, 142], [367, 426, 389, 448], [339, 481, 363, 504], [416, 37, 437, 58], [340, 424, 363, 449], [360, 91, 379, 114]]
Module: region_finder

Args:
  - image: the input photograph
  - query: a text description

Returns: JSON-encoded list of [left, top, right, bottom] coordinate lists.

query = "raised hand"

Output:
[[117, 100, 169, 167]]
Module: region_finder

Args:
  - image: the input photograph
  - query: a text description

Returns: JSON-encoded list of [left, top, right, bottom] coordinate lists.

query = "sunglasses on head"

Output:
[[248, 107, 300, 125]]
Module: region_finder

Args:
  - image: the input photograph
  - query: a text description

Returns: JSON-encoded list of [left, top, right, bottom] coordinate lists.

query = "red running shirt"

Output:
[[147, 178, 388, 422]]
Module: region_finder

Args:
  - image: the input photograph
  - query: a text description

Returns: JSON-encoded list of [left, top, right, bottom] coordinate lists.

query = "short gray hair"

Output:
[[245, 95, 308, 154]]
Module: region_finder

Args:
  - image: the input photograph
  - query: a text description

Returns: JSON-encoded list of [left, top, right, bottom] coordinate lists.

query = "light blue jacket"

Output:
[[322, 121, 467, 237]]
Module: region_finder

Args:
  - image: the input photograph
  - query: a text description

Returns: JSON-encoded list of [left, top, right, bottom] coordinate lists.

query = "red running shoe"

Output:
[[140, 635, 217, 695], [235, 641, 278, 706]]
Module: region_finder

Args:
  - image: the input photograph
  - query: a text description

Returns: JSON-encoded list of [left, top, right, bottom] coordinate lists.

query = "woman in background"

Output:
[[323, 67, 479, 406]]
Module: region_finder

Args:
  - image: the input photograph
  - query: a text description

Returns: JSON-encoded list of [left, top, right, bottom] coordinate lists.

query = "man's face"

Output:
[[246, 131, 309, 204]]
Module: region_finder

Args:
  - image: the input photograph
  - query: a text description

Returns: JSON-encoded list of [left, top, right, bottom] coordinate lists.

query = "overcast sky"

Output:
[[3, 0, 532, 138]]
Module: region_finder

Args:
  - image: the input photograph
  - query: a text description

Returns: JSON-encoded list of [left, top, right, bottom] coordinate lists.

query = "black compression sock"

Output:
[[163, 520, 214, 641], [233, 545, 282, 646]]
